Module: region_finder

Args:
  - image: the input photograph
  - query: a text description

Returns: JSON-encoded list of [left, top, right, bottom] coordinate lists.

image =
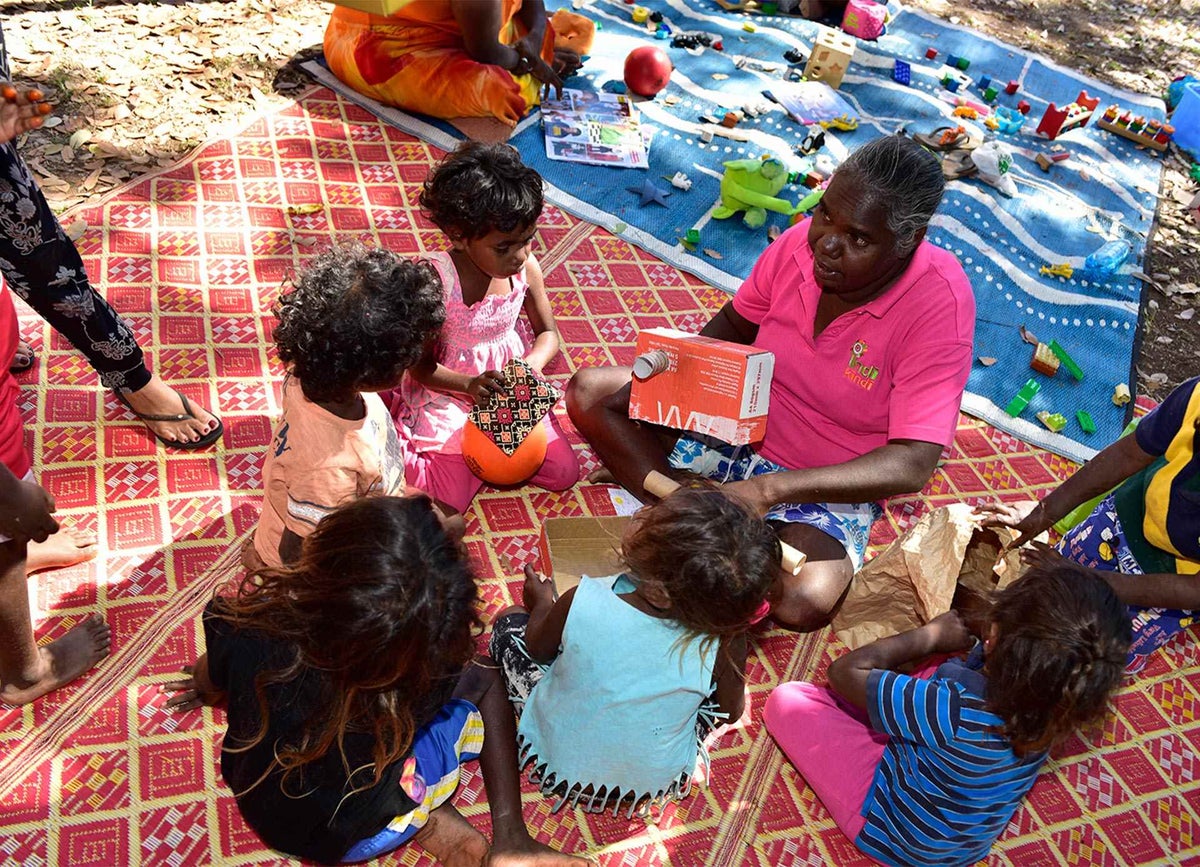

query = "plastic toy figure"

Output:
[[712, 157, 801, 229]]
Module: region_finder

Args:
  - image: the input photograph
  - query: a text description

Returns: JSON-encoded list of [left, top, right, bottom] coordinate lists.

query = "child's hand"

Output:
[[161, 665, 224, 712], [467, 370, 507, 407], [522, 563, 557, 610], [923, 610, 974, 654], [975, 500, 1048, 549], [0, 476, 59, 543], [0, 84, 52, 145]]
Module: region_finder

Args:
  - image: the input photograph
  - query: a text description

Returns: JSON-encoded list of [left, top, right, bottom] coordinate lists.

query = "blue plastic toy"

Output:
[[893, 59, 911, 86], [1083, 240, 1131, 275], [993, 105, 1024, 135]]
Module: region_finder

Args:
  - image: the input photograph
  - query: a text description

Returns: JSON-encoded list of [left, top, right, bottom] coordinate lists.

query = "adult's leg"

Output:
[[0, 141, 219, 445], [771, 523, 854, 633], [0, 538, 110, 705], [566, 366, 676, 500], [454, 659, 591, 865], [763, 681, 887, 842]]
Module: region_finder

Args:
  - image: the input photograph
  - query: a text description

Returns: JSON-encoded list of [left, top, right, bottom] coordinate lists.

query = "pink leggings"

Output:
[[764, 683, 888, 841], [405, 413, 579, 513]]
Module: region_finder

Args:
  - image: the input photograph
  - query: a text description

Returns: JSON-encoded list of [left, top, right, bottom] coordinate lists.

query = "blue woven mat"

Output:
[[304, 0, 1166, 462]]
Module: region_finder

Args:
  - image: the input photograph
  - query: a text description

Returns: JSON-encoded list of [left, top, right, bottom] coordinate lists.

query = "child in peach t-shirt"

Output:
[[251, 244, 446, 568]]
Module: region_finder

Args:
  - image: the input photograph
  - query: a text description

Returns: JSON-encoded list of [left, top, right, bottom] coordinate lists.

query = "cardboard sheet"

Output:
[[538, 516, 631, 594]]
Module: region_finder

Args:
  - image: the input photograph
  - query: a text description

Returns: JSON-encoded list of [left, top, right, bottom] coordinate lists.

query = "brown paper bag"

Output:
[[832, 503, 1038, 650]]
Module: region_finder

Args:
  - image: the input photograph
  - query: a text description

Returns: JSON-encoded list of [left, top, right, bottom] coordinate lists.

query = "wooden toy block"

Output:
[[984, 85, 998, 102], [956, 56, 970, 71], [1017, 99, 1031, 114], [804, 27, 856, 89], [721, 111, 740, 128], [925, 47, 938, 60], [946, 53, 960, 68], [1030, 342, 1060, 376], [977, 74, 992, 91], [1036, 90, 1100, 140], [1005, 80, 1019, 95], [1096, 104, 1173, 151], [944, 77, 960, 93]]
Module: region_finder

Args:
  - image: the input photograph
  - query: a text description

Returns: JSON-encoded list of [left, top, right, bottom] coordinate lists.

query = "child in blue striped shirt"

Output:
[[765, 564, 1130, 866]]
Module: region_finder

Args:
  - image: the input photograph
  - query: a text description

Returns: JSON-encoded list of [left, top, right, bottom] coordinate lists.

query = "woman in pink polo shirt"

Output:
[[567, 135, 975, 631]]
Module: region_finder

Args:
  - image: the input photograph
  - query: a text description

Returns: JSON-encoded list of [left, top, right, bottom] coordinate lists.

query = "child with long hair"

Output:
[[250, 243, 447, 569], [392, 141, 579, 512], [488, 485, 779, 814], [765, 565, 1131, 866], [164, 497, 590, 867]]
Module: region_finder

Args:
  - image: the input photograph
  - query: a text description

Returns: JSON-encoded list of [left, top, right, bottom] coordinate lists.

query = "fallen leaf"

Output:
[[703, 248, 724, 259], [63, 219, 87, 242], [1019, 325, 1039, 346], [1179, 308, 1195, 320], [293, 235, 317, 247], [978, 356, 998, 366], [67, 129, 92, 149], [285, 203, 323, 215]]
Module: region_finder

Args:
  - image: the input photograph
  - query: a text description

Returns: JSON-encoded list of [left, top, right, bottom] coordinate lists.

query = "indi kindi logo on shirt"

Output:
[[845, 339, 879, 390]]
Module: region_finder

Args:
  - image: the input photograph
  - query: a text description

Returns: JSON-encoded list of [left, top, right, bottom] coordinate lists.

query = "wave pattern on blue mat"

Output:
[[305, 0, 1165, 462]]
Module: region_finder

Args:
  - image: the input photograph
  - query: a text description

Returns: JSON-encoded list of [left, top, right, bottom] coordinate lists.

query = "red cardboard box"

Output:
[[628, 328, 773, 445]]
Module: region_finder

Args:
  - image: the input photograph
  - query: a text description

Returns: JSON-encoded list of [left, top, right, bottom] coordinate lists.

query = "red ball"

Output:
[[623, 46, 673, 98], [461, 420, 548, 486]]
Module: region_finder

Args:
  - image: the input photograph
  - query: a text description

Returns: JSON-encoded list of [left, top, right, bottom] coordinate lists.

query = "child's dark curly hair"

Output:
[[986, 564, 1130, 756], [419, 142, 544, 241], [273, 243, 445, 404], [621, 483, 780, 639], [218, 496, 479, 795]]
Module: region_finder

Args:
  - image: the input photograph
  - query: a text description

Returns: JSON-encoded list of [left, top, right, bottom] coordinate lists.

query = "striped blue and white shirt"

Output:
[[858, 651, 1046, 866]]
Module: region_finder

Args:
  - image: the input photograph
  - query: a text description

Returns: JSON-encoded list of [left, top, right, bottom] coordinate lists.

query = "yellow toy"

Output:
[[952, 106, 979, 120], [820, 114, 859, 131], [1040, 262, 1074, 280]]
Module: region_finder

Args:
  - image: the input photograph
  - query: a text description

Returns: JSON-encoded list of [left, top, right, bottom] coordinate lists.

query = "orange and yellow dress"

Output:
[[323, 0, 555, 125]]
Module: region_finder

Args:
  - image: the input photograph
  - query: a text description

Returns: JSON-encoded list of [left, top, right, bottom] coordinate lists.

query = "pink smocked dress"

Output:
[[397, 251, 531, 455]]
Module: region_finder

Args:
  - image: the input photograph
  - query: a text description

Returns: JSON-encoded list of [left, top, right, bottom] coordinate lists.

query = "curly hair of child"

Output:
[[418, 141, 544, 240], [985, 564, 1131, 755], [273, 243, 445, 404], [215, 496, 479, 793], [621, 483, 781, 639]]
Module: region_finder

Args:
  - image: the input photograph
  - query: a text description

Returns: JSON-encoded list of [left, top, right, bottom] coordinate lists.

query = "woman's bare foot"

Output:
[[9, 338, 33, 373], [0, 613, 111, 705], [413, 804, 490, 867], [25, 526, 98, 574], [488, 838, 595, 866], [119, 373, 220, 445], [585, 467, 615, 484]]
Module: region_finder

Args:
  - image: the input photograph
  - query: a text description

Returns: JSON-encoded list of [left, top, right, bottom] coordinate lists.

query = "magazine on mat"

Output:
[[541, 89, 649, 169], [764, 80, 858, 126]]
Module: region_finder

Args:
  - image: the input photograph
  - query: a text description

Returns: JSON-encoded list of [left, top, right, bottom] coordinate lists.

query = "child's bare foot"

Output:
[[413, 804, 490, 867], [585, 467, 615, 484], [0, 613, 111, 705], [119, 374, 221, 446], [25, 526, 98, 574], [488, 838, 595, 866]]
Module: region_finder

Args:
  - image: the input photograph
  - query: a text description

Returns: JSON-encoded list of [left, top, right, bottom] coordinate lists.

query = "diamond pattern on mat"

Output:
[[5, 85, 1188, 867]]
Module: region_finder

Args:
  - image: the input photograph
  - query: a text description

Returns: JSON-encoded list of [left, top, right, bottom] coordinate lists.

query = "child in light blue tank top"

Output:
[[489, 485, 781, 816]]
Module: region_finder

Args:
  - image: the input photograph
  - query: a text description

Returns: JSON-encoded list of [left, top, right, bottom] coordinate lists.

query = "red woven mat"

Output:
[[2, 87, 1197, 866]]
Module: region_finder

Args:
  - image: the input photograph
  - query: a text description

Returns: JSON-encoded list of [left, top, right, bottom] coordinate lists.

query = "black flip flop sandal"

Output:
[[9, 339, 33, 374], [942, 148, 979, 181], [114, 388, 224, 450]]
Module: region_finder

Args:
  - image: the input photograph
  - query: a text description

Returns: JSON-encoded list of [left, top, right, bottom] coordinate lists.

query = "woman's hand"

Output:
[[1020, 539, 1070, 573], [975, 500, 1049, 549], [722, 477, 773, 516], [521, 563, 557, 611], [467, 370, 507, 407], [552, 48, 582, 76], [162, 663, 225, 713], [514, 37, 564, 100], [0, 84, 52, 145]]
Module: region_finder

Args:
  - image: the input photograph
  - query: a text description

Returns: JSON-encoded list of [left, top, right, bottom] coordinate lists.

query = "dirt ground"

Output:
[[3, 0, 1198, 396]]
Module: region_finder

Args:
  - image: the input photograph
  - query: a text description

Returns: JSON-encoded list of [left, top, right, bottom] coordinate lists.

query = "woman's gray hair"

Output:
[[835, 135, 945, 254]]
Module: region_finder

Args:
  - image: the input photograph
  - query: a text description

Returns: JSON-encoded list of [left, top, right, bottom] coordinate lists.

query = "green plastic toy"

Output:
[[1004, 378, 1040, 417], [712, 158, 802, 230], [1049, 339, 1084, 381], [1075, 409, 1096, 434]]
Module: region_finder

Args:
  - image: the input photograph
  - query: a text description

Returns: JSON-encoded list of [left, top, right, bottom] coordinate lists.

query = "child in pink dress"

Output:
[[392, 143, 579, 512]]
